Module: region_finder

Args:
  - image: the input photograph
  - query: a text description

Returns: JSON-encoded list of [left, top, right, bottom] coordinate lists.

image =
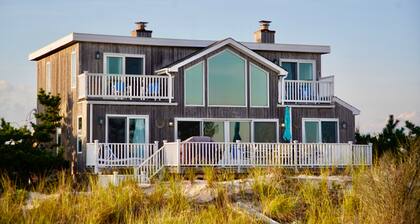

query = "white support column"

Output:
[[89, 103, 93, 143], [368, 143, 373, 165], [94, 140, 99, 174], [348, 141, 353, 166], [168, 74, 173, 103], [236, 140, 241, 172], [293, 140, 298, 171], [154, 140, 159, 152], [162, 140, 168, 166], [176, 139, 181, 173]]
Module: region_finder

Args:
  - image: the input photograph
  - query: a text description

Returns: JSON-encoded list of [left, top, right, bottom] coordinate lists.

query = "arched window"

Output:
[[208, 49, 246, 106]]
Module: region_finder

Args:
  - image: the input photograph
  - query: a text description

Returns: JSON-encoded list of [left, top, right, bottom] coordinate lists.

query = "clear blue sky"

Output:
[[0, 0, 419, 133]]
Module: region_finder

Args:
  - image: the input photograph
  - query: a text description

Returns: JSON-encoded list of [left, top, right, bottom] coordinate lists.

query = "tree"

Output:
[[31, 89, 62, 150]]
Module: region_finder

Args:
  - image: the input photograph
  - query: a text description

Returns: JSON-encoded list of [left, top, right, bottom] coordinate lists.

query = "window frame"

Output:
[[184, 61, 205, 107], [302, 118, 340, 143], [249, 62, 270, 108], [105, 114, 149, 143], [174, 117, 278, 143], [207, 49, 248, 108], [76, 116, 83, 154], [70, 51, 77, 89], [103, 53, 146, 75], [46, 61, 51, 93], [279, 59, 316, 81]]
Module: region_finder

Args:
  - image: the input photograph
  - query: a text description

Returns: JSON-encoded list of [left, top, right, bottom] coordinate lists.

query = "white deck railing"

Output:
[[283, 77, 334, 103], [86, 141, 159, 170], [87, 141, 372, 174], [78, 72, 174, 102]]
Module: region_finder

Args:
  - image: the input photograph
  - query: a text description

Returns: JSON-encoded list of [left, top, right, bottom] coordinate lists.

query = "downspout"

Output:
[[164, 68, 173, 103]]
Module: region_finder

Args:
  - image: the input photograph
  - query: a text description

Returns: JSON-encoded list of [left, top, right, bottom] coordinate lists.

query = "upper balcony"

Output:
[[78, 72, 174, 103], [281, 76, 334, 104]]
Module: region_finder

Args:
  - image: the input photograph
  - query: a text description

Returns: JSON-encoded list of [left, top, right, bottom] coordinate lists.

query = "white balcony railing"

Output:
[[78, 72, 174, 102], [282, 76, 334, 103]]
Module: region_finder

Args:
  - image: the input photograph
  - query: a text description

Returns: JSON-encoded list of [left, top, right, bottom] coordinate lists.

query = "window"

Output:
[[104, 54, 144, 75], [303, 119, 339, 143], [184, 61, 204, 106], [106, 115, 149, 143], [253, 122, 277, 143], [76, 116, 83, 154], [281, 60, 315, 81], [208, 50, 246, 106], [78, 117, 82, 131], [77, 137, 83, 153], [71, 51, 76, 88], [250, 63, 269, 107], [229, 121, 251, 142], [203, 121, 224, 142], [46, 62, 51, 92]]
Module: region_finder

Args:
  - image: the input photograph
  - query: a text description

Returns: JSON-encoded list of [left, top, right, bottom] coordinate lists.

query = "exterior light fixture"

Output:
[[95, 51, 101, 60]]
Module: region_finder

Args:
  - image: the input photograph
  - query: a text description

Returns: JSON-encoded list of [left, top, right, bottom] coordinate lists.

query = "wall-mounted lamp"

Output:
[[95, 51, 101, 60], [281, 123, 285, 128], [341, 121, 347, 130], [168, 121, 174, 127], [98, 117, 104, 125]]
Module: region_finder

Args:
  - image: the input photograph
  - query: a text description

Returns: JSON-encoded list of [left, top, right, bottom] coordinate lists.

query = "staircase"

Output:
[[135, 145, 166, 184]]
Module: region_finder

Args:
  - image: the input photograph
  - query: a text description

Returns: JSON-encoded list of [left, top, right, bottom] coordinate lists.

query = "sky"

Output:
[[0, 0, 419, 133]]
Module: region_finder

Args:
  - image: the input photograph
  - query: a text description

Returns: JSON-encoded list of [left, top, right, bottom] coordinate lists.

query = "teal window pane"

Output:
[[281, 62, 297, 80], [299, 63, 313, 80], [321, 121, 338, 143], [107, 56, 122, 74], [129, 118, 146, 143], [208, 50, 245, 106], [250, 64, 268, 107], [185, 62, 204, 105], [203, 121, 224, 142], [304, 121, 319, 143], [254, 122, 276, 143], [229, 121, 250, 142]]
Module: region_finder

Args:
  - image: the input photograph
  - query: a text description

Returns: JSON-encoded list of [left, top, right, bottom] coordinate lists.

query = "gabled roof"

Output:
[[333, 96, 360, 115], [28, 32, 331, 61], [155, 38, 288, 76]]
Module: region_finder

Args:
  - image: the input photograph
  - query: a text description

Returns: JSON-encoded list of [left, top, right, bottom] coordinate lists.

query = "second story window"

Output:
[[104, 53, 145, 75], [208, 49, 246, 107], [281, 60, 315, 81], [250, 63, 269, 107], [184, 61, 204, 106], [46, 62, 51, 93]]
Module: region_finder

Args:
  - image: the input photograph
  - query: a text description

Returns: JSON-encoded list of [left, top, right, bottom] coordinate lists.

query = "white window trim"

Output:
[[76, 115, 83, 154], [184, 61, 205, 107], [249, 62, 270, 108], [302, 118, 339, 143], [70, 51, 77, 89], [279, 59, 316, 81], [207, 49, 248, 108], [174, 117, 278, 143], [105, 114, 149, 143], [103, 53, 146, 75], [46, 61, 51, 93]]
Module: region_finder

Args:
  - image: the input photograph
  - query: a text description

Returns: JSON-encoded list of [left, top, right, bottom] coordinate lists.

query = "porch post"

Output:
[[94, 140, 99, 174], [368, 143, 373, 166], [176, 139, 181, 173], [162, 140, 167, 166], [154, 140, 159, 152], [236, 140, 241, 172], [348, 141, 353, 166], [293, 140, 298, 172], [168, 75, 173, 103]]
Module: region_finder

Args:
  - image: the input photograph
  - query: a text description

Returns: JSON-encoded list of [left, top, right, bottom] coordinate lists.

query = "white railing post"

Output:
[[112, 171, 118, 185], [368, 143, 373, 165], [236, 140, 241, 172], [293, 140, 298, 171], [94, 140, 99, 174], [348, 141, 353, 166], [176, 139, 181, 173], [168, 74, 173, 103], [154, 141, 159, 154], [162, 140, 167, 166]]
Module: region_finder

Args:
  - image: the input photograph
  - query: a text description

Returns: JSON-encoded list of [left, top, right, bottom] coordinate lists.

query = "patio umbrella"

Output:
[[282, 106, 292, 142], [233, 122, 241, 142]]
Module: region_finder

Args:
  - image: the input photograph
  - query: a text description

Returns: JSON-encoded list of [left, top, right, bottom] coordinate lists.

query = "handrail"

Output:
[[136, 145, 165, 184]]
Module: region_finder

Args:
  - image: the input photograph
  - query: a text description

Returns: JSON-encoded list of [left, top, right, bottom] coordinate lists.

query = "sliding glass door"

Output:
[[303, 119, 338, 143], [107, 115, 148, 143]]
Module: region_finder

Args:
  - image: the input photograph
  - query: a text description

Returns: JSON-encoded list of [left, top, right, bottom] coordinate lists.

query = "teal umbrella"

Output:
[[282, 106, 292, 142]]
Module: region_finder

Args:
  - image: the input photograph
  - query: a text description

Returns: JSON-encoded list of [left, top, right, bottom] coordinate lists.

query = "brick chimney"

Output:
[[254, 20, 275, 43], [131, 21, 152, 38]]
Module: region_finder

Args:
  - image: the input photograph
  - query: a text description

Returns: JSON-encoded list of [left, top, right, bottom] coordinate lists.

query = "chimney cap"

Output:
[[135, 21, 148, 25], [259, 20, 271, 24]]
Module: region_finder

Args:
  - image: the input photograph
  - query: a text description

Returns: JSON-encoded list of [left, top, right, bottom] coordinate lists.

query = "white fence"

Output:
[[87, 141, 372, 174], [78, 72, 174, 102], [283, 77, 334, 103]]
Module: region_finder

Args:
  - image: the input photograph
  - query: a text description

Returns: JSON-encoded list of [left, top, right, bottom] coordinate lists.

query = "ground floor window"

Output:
[[106, 115, 149, 143], [302, 118, 339, 143], [176, 118, 278, 143]]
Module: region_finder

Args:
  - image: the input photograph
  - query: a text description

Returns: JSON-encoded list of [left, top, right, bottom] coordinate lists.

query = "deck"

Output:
[[86, 140, 372, 184]]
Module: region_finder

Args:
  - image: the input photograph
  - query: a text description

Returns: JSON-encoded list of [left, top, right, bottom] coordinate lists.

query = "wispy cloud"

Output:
[[0, 80, 36, 126], [396, 111, 417, 122]]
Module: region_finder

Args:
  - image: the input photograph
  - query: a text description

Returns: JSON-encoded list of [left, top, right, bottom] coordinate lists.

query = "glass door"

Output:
[[177, 121, 201, 141], [107, 117, 127, 143]]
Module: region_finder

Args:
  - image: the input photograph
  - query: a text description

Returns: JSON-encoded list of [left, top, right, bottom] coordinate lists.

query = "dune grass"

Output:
[[1, 140, 419, 223]]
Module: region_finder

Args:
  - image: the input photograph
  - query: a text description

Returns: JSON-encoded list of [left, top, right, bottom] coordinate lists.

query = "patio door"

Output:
[[303, 119, 338, 143], [177, 121, 201, 141], [106, 115, 149, 143]]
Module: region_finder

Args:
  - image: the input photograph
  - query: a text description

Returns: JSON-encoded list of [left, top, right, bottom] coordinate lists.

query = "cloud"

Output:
[[0, 80, 36, 126], [396, 111, 417, 121]]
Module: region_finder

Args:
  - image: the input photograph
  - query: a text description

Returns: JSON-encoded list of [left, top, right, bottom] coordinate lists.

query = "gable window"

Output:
[[302, 118, 339, 143], [281, 60, 315, 81], [208, 49, 246, 107], [104, 53, 145, 75], [71, 51, 77, 88], [184, 61, 204, 106], [250, 63, 269, 107], [46, 62, 51, 92]]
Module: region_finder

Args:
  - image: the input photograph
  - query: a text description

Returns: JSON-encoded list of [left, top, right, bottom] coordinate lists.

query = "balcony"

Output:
[[282, 76, 334, 104], [78, 72, 174, 103]]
